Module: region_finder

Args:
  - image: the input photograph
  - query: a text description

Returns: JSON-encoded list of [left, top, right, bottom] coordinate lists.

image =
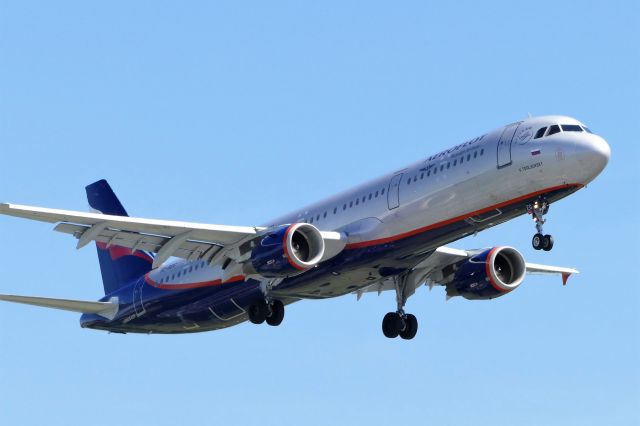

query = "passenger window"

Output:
[[420, 172, 424, 179], [474, 151, 477, 158], [343, 204, 347, 210], [407, 178, 411, 185], [446, 162, 450, 169], [310, 217, 314, 223], [333, 207, 337, 214], [368, 193, 372, 200], [413, 176, 416, 182], [561, 124, 583, 132], [534, 127, 547, 139], [349, 201, 353, 208], [480, 149, 484, 156], [356, 199, 359, 206], [316, 214, 320, 221], [460, 157, 464, 164], [467, 154, 471, 161], [381, 188, 385, 195], [375, 191, 379, 197], [434, 167, 437, 174], [362, 196, 366, 203], [440, 165, 444, 171], [453, 159, 457, 166], [547, 124, 561, 136], [427, 169, 431, 176]]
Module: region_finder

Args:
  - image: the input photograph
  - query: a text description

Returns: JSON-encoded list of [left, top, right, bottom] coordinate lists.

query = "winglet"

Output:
[[562, 273, 571, 286]]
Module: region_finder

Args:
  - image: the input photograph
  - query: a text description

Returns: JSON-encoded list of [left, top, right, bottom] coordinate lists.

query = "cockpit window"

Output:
[[547, 125, 561, 136], [582, 126, 593, 134], [534, 127, 547, 139], [561, 124, 583, 132]]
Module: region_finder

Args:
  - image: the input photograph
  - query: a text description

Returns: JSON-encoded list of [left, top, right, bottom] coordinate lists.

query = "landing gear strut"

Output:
[[381, 274, 418, 340], [248, 299, 284, 326], [527, 197, 554, 251]]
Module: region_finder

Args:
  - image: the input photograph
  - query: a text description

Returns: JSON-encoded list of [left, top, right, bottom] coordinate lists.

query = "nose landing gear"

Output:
[[528, 197, 554, 251]]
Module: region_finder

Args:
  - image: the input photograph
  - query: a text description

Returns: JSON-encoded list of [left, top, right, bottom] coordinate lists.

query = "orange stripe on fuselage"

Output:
[[345, 183, 581, 249], [139, 184, 579, 291]]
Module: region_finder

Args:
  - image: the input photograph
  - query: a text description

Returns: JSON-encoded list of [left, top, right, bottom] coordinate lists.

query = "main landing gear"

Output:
[[527, 197, 554, 251], [382, 274, 418, 340], [248, 299, 284, 326]]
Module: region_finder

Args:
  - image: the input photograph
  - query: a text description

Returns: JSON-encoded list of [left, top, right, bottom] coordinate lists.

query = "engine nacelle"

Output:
[[450, 246, 526, 300], [244, 223, 325, 278]]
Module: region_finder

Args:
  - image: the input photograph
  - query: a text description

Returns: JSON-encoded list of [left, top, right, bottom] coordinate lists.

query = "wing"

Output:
[[356, 246, 579, 298], [0, 203, 343, 269], [0, 203, 262, 267], [523, 262, 578, 285]]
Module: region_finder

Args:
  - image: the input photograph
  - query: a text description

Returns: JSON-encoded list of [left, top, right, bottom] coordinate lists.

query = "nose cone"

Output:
[[575, 135, 610, 183]]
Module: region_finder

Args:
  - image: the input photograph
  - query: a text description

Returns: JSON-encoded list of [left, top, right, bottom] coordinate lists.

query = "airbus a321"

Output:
[[0, 116, 610, 339]]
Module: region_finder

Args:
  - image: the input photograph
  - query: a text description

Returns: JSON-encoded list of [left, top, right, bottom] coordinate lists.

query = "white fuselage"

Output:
[[148, 115, 609, 299]]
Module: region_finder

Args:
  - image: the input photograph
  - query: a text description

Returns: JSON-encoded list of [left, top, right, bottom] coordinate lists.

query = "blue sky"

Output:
[[0, 1, 638, 425]]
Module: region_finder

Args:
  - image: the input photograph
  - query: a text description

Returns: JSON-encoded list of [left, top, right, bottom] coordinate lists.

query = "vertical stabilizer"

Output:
[[86, 180, 153, 295]]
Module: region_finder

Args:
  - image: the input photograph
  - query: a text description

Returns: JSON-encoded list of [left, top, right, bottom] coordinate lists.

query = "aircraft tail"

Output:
[[86, 180, 153, 295]]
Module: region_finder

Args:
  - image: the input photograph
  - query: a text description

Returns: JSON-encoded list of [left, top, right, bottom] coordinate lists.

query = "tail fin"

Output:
[[86, 180, 153, 295]]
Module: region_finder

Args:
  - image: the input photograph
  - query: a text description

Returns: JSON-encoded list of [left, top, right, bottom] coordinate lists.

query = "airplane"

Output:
[[0, 115, 610, 339]]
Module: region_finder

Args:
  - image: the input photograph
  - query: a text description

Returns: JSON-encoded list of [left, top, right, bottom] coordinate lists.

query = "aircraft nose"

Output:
[[575, 134, 610, 182]]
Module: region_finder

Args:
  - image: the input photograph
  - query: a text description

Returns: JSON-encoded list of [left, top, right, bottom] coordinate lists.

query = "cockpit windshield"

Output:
[[533, 123, 590, 139], [561, 124, 583, 132]]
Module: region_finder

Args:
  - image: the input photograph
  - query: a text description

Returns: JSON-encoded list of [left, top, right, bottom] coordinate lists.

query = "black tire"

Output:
[[266, 299, 285, 326], [532, 233, 544, 250], [399, 314, 418, 340], [382, 312, 402, 338], [542, 234, 554, 251], [248, 301, 267, 324]]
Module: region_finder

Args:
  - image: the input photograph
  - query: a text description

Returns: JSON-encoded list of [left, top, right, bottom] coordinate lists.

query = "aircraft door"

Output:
[[497, 123, 520, 168], [133, 279, 146, 316], [387, 173, 403, 210]]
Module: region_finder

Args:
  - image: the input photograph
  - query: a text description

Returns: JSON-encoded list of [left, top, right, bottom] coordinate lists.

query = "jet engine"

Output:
[[244, 223, 325, 278], [449, 246, 526, 300]]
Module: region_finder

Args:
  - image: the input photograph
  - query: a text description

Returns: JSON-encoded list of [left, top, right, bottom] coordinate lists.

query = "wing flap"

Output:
[[54, 223, 223, 262]]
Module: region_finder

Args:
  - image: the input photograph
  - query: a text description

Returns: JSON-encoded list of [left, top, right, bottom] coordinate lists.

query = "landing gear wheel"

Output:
[[248, 300, 268, 324], [382, 312, 403, 338], [266, 299, 285, 326], [399, 314, 418, 340], [528, 197, 553, 251], [532, 233, 544, 250]]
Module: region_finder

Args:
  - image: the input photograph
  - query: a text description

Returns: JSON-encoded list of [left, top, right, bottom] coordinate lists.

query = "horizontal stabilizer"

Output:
[[0, 294, 118, 319]]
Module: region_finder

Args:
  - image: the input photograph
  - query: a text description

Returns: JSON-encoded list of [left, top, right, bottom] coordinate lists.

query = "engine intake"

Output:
[[245, 223, 325, 278], [451, 246, 526, 300]]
